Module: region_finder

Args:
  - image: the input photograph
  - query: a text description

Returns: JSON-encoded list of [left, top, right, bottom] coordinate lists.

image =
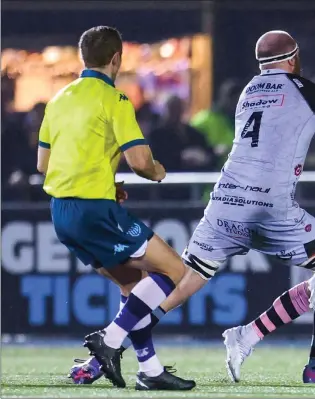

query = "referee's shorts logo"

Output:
[[127, 223, 142, 237]]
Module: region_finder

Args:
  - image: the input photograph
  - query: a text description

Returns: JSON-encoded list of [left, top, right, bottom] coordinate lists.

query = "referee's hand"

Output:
[[115, 181, 128, 204], [153, 160, 166, 182]]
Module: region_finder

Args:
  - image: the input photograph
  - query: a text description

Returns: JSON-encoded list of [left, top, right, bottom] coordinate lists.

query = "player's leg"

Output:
[[303, 311, 315, 383], [100, 267, 195, 390], [84, 237, 195, 390], [158, 215, 249, 315], [69, 290, 166, 385], [69, 267, 142, 384], [223, 276, 313, 382], [224, 213, 315, 382]]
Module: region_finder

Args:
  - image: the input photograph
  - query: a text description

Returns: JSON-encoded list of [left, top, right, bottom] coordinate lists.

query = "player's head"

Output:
[[79, 26, 123, 81], [255, 30, 300, 75]]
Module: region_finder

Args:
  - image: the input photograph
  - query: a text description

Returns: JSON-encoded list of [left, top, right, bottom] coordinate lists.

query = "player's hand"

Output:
[[115, 181, 128, 204], [153, 160, 166, 182]]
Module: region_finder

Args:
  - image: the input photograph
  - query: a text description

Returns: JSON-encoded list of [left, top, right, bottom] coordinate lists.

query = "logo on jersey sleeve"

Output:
[[294, 164, 303, 176], [119, 93, 129, 102], [241, 94, 284, 110]]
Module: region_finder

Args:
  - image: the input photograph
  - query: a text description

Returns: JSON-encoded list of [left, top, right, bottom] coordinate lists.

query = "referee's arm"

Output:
[[37, 109, 51, 174], [112, 93, 165, 182]]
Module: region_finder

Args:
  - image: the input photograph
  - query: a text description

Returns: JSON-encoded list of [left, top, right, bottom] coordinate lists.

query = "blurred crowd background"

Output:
[[2, 0, 315, 202]]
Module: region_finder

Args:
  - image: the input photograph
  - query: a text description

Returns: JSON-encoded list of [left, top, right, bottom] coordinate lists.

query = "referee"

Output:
[[37, 26, 195, 391]]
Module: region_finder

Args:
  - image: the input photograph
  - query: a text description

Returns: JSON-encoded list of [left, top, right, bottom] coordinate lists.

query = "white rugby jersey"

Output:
[[207, 69, 315, 222]]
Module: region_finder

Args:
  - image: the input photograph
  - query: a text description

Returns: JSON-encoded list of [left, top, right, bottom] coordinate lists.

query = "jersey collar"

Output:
[[80, 69, 115, 87], [260, 68, 288, 75]]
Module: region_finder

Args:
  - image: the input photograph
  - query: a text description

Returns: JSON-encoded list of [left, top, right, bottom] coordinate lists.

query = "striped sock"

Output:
[[250, 281, 310, 341], [90, 298, 165, 372], [129, 315, 163, 377], [104, 273, 174, 349], [119, 296, 165, 350]]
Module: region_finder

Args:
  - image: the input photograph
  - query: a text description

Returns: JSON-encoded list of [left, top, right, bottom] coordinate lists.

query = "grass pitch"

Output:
[[2, 344, 315, 398]]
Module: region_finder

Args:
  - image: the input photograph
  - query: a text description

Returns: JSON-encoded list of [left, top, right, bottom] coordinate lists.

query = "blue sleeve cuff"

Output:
[[39, 141, 51, 149], [120, 139, 146, 152]]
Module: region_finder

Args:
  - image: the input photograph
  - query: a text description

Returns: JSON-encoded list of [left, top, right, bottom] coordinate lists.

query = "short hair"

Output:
[[79, 26, 123, 68]]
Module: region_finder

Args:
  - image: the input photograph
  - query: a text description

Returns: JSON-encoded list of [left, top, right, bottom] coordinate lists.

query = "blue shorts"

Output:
[[50, 198, 154, 269]]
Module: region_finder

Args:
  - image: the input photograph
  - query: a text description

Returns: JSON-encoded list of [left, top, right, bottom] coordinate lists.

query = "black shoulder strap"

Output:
[[286, 74, 315, 113]]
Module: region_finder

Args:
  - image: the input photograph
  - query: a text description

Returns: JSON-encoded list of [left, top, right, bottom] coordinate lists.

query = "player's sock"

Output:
[[129, 315, 163, 377], [119, 296, 165, 351], [246, 281, 310, 345], [118, 295, 133, 350], [104, 273, 174, 349], [309, 312, 315, 366]]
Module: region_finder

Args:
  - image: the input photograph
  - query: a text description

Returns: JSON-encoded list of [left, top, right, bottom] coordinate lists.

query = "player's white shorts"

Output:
[[182, 210, 315, 280]]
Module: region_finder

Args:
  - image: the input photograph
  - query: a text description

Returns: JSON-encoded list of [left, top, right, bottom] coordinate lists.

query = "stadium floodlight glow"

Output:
[[160, 42, 175, 58], [43, 47, 62, 64]]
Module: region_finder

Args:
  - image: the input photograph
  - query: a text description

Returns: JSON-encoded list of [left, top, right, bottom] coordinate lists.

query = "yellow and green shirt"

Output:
[[39, 69, 145, 200]]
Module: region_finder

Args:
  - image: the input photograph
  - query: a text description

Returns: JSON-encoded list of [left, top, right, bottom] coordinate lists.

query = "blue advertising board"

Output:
[[2, 204, 313, 337]]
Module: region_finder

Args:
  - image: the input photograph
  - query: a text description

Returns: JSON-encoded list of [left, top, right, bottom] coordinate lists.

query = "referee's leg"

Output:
[[125, 234, 186, 284]]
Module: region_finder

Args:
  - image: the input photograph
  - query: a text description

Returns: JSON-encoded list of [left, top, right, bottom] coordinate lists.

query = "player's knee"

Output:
[[182, 249, 222, 280]]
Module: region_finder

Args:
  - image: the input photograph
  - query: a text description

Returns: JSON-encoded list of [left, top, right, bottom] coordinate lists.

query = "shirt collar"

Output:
[[260, 68, 288, 75], [80, 69, 115, 87]]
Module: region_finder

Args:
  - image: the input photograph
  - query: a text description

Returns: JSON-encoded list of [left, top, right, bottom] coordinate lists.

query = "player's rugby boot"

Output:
[[68, 358, 103, 384], [303, 362, 315, 383], [223, 326, 253, 382], [135, 366, 196, 391], [84, 330, 126, 388]]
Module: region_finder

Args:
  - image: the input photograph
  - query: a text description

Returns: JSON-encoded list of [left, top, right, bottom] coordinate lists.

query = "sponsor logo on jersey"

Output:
[[241, 94, 284, 110], [276, 249, 296, 260], [217, 219, 253, 238], [246, 82, 284, 94], [218, 182, 271, 193], [293, 78, 303, 88], [193, 240, 213, 252], [305, 224, 312, 233], [294, 164, 303, 176], [211, 194, 273, 208]]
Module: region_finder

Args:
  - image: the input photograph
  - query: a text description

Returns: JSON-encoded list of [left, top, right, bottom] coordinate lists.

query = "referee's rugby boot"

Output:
[[83, 329, 126, 388], [68, 358, 103, 384], [135, 366, 196, 391]]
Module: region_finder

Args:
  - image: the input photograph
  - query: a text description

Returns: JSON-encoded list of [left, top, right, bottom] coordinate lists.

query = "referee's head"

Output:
[[79, 26, 123, 80], [255, 30, 300, 75]]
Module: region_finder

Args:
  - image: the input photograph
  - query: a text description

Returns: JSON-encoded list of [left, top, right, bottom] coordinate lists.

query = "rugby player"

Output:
[[37, 25, 195, 391], [69, 29, 315, 384]]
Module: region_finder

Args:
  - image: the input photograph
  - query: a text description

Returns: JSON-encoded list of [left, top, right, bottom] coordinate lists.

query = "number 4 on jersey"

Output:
[[241, 111, 263, 147]]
